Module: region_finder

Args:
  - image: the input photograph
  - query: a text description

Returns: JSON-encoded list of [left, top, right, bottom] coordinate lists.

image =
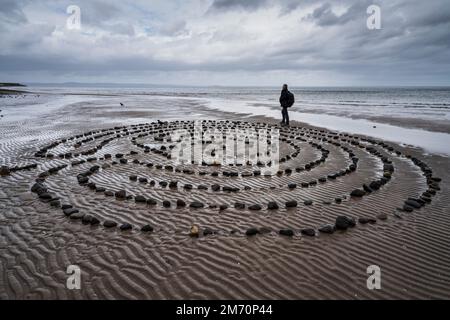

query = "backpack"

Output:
[[286, 91, 295, 108]]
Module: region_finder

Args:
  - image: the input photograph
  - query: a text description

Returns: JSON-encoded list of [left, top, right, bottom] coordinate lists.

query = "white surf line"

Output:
[[205, 98, 450, 157]]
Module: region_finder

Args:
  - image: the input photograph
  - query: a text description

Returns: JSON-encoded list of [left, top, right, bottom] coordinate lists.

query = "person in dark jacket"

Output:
[[279, 84, 294, 126]]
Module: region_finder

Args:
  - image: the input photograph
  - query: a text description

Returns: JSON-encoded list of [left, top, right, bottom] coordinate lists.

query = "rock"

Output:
[[90, 217, 100, 225], [141, 224, 154, 232], [31, 182, 46, 193], [350, 189, 366, 197], [163, 200, 171, 208], [405, 199, 422, 209], [245, 228, 259, 236], [138, 177, 148, 183], [303, 199, 313, 206], [104, 190, 114, 196], [358, 217, 371, 224], [135, 195, 147, 203], [318, 224, 335, 234], [403, 204, 414, 212], [169, 181, 178, 188], [219, 204, 228, 211], [198, 185, 208, 190], [50, 200, 61, 207], [234, 202, 246, 209], [301, 228, 315, 236], [335, 197, 342, 204], [288, 183, 297, 189], [183, 184, 193, 190], [77, 176, 89, 184], [285, 200, 297, 208], [203, 228, 214, 236], [147, 198, 157, 205], [129, 175, 138, 181], [177, 199, 186, 207], [103, 220, 117, 228], [190, 201, 204, 208], [369, 181, 381, 190], [115, 190, 126, 199], [0, 166, 11, 176], [63, 208, 79, 216], [70, 212, 85, 220], [376, 213, 388, 220], [248, 204, 262, 210], [120, 223, 132, 231], [267, 201, 279, 210], [259, 227, 272, 234], [211, 184, 220, 191], [279, 229, 294, 237], [189, 225, 199, 237], [335, 216, 355, 230], [61, 204, 72, 210], [82, 215, 93, 224], [363, 184, 373, 193], [383, 164, 394, 172]]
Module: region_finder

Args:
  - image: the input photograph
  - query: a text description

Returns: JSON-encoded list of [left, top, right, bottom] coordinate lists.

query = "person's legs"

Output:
[[281, 107, 286, 124], [283, 107, 289, 126]]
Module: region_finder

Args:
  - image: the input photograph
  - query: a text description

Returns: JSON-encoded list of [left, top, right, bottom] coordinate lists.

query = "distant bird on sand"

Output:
[[120, 102, 124, 107]]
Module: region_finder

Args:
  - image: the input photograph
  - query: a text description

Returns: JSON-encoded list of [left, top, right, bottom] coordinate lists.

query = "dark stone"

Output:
[[245, 228, 259, 236], [259, 227, 272, 234], [115, 190, 126, 199], [405, 199, 422, 209], [288, 183, 297, 189], [190, 201, 204, 209], [403, 204, 414, 212], [267, 201, 279, 210], [82, 215, 93, 224], [303, 199, 313, 206], [358, 217, 371, 224], [135, 195, 147, 203], [169, 181, 178, 188], [183, 184, 193, 190], [335, 216, 355, 230], [104, 190, 114, 196], [129, 175, 137, 181], [363, 184, 373, 193], [301, 228, 315, 236], [335, 197, 342, 204], [279, 229, 294, 237], [63, 208, 79, 216], [61, 204, 72, 210], [141, 224, 154, 232], [120, 223, 132, 231], [50, 199, 61, 207], [219, 204, 228, 211], [285, 200, 297, 208], [203, 228, 214, 236], [318, 224, 335, 234], [198, 185, 208, 190], [376, 213, 388, 220], [147, 198, 157, 205], [234, 202, 245, 209], [211, 184, 221, 191], [177, 199, 186, 207], [138, 177, 148, 183], [0, 166, 11, 176], [70, 212, 85, 220], [103, 220, 117, 228], [163, 200, 171, 208], [90, 217, 100, 225], [248, 204, 262, 210], [350, 189, 366, 197]]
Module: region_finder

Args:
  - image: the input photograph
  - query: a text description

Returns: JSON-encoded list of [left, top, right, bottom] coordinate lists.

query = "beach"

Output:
[[0, 87, 450, 299]]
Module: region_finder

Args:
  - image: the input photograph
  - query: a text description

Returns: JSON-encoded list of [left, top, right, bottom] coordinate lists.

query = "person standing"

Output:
[[279, 84, 295, 126]]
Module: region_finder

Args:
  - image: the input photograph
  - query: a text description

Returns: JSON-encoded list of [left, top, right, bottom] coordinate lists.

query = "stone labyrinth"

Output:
[[2, 120, 441, 238]]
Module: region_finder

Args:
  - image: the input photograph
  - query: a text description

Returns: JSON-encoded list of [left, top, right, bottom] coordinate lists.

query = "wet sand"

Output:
[[0, 97, 449, 299]]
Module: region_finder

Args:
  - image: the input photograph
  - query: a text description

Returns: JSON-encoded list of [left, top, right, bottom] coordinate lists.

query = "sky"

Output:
[[0, 0, 449, 86]]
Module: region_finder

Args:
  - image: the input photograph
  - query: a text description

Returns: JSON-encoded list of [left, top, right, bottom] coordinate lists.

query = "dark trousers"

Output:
[[281, 107, 289, 125]]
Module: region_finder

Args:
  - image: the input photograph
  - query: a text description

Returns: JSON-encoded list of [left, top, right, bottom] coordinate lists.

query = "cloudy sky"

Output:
[[0, 0, 449, 86]]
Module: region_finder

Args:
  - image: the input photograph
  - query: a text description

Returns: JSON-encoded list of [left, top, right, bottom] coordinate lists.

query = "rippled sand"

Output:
[[0, 96, 449, 299]]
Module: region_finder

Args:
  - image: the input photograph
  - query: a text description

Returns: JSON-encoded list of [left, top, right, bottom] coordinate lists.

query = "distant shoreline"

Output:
[[0, 83, 28, 95]]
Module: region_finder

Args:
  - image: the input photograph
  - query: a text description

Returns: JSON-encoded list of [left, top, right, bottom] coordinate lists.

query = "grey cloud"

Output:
[[208, 0, 269, 12]]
